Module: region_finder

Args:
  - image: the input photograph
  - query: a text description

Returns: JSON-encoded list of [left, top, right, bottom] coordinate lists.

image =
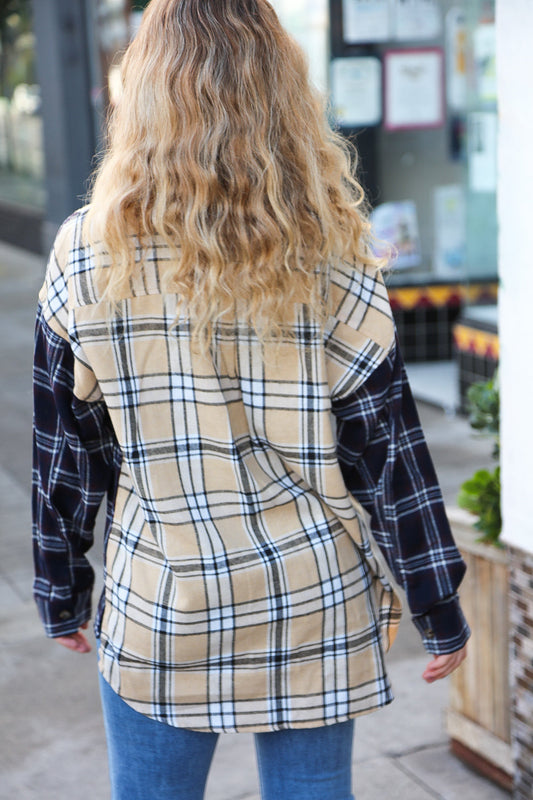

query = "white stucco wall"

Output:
[[497, 0, 533, 552]]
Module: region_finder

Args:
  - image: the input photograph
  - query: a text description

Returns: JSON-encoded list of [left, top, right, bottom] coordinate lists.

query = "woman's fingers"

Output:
[[422, 645, 467, 683], [54, 630, 92, 654]]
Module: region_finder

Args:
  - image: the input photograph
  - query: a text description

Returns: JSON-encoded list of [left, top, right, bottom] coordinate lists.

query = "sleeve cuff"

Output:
[[412, 594, 471, 655], [34, 587, 92, 638]]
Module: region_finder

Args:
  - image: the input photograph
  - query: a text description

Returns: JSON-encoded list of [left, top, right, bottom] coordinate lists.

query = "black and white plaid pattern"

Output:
[[32, 209, 468, 732]]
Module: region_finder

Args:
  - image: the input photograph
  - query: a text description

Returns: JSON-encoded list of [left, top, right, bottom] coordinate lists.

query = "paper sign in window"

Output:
[[331, 57, 382, 127], [342, 0, 391, 44], [384, 48, 444, 131]]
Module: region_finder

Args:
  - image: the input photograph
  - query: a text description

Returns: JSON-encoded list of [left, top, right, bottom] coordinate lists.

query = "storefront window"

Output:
[[90, 1, 499, 409], [0, 0, 45, 210], [269, 1, 497, 294], [327, 0, 498, 409]]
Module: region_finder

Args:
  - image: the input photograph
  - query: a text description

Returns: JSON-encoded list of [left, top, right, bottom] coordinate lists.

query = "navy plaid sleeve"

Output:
[[333, 335, 470, 655], [32, 304, 118, 637]]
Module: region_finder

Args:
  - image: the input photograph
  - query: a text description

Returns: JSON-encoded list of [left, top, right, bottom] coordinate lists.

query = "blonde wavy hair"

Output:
[[85, 0, 380, 343]]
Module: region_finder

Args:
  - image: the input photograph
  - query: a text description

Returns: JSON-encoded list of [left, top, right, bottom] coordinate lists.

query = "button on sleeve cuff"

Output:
[[412, 594, 471, 655], [34, 587, 92, 638]]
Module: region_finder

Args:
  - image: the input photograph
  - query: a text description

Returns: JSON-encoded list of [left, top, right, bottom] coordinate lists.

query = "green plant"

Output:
[[457, 466, 501, 545], [457, 374, 501, 545], [465, 377, 500, 458]]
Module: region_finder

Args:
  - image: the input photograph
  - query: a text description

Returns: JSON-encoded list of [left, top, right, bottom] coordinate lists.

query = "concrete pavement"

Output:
[[0, 241, 509, 799]]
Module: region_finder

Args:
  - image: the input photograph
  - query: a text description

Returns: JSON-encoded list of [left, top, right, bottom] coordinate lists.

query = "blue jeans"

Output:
[[98, 673, 355, 800]]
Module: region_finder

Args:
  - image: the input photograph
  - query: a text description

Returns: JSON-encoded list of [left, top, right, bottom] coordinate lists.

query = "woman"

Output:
[[32, 1, 469, 798]]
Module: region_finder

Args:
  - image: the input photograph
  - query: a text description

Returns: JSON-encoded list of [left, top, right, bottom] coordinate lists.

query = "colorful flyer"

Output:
[[371, 200, 422, 270], [446, 7, 467, 111]]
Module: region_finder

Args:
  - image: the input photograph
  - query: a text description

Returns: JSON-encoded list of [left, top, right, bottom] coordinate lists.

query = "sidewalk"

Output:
[[0, 241, 509, 799]]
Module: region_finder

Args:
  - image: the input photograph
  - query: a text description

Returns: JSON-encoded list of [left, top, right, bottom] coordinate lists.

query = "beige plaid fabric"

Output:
[[40, 208, 401, 731]]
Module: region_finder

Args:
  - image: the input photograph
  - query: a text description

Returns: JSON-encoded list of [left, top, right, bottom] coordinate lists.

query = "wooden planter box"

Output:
[[445, 507, 513, 790]]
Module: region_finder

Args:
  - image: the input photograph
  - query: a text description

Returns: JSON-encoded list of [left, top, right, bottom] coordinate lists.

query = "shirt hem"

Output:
[[96, 665, 395, 733]]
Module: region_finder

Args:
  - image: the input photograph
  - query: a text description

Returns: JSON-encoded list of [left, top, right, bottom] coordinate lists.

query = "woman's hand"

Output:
[[422, 645, 467, 683], [54, 621, 92, 654]]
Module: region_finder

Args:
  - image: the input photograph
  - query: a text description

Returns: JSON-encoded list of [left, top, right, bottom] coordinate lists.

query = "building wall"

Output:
[[497, 1, 533, 795], [497, 0, 533, 553], [508, 547, 533, 799]]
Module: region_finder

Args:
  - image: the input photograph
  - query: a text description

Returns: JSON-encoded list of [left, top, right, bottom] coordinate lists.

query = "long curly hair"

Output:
[[85, 0, 380, 343]]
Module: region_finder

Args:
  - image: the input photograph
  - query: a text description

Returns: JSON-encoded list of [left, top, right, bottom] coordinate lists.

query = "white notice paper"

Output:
[[392, 0, 441, 41], [468, 112, 497, 193], [473, 23, 497, 103], [384, 49, 443, 130], [434, 185, 466, 276], [331, 57, 382, 127], [342, 0, 391, 44]]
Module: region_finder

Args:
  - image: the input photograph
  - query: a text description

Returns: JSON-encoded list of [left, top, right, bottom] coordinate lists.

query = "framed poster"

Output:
[[384, 48, 444, 131], [342, 0, 391, 44], [331, 57, 382, 127]]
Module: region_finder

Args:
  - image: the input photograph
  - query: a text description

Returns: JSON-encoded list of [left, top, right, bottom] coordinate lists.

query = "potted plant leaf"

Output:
[[457, 376, 501, 546]]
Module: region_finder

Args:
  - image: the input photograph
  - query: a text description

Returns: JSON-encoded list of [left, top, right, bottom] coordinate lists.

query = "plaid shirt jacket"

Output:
[[33, 209, 469, 732]]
